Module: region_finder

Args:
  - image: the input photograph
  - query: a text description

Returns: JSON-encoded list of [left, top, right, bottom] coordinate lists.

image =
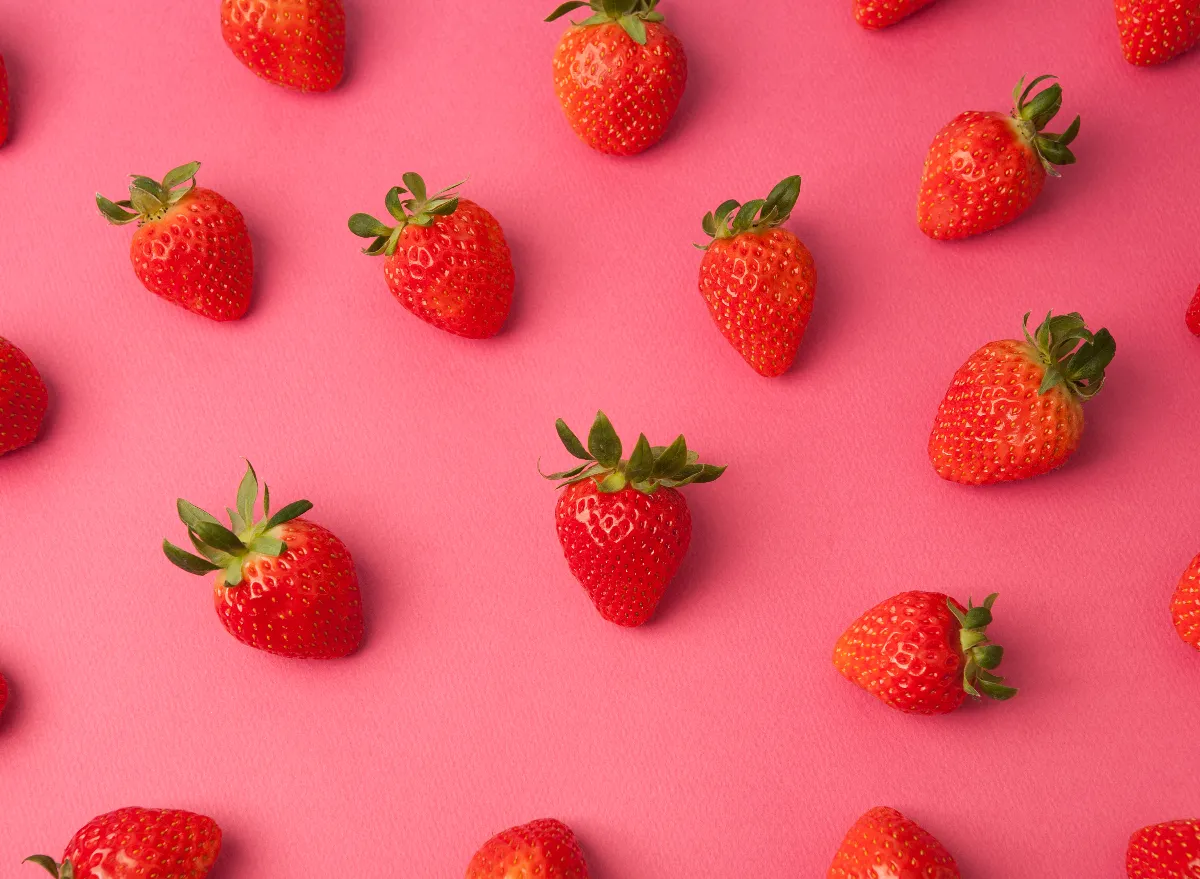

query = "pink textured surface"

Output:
[[0, 1, 1198, 876]]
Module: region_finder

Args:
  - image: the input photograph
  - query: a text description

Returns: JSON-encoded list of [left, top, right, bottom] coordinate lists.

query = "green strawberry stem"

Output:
[[24, 856, 75, 879], [696, 175, 801, 250], [1022, 311, 1116, 401], [545, 0, 665, 45], [96, 161, 201, 226], [949, 594, 1018, 702], [1011, 75, 1080, 178], [348, 172, 464, 257]]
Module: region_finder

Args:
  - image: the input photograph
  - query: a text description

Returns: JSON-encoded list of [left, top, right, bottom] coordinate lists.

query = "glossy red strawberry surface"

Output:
[[853, 0, 939, 29], [466, 819, 590, 879], [828, 807, 961, 879], [1187, 284, 1200, 335], [1115, 0, 1200, 66], [0, 53, 9, 146], [0, 337, 49, 456], [221, 0, 346, 91], [1127, 819, 1200, 878], [1172, 553, 1200, 651]]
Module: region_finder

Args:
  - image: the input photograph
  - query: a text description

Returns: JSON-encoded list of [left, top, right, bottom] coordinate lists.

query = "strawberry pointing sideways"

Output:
[[467, 819, 590, 879], [221, 0, 346, 92], [1127, 819, 1200, 878], [1, 337, 49, 456], [828, 807, 960, 879], [1115, 0, 1200, 66]]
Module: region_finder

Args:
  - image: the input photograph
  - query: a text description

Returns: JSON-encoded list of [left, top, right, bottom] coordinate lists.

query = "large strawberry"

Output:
[[545, 0, 687, 156], [349, 174, 514, 339], [854, 0, 939, 29], [1115, 0, 1200, 66], [833, 591, 1017, 715], [0, 337, 49, 456], [96, 162, 253, 321], [828, 807, 960, 878], [1127, 819, 1200, 877], [1172, 553, 1200, 652], [918, 75, 1080, 240], [466, 819, 589, 879], [696, 175, 817, 377], [221, 0, 346, 92], [929, 311, 1115, 485], [25, 807, 221, 879], [1, 53, 9, 146], [542, 411, 725, 627], [163, 462, 364, 659], [1187, 284, 1200, 335]]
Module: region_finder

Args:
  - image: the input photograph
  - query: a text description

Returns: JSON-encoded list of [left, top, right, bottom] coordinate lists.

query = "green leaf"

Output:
[[425, 197, 460, 216], [249, 535, 287, 556], [978, 680, 1018, 701], [688, 463, 726, 484], [262, 484, 271, 518], [701, 212, 717, 237], [597, 470, 627, 493], [162, 161, 201, 191], [545, 0, 591, 21], [349, 213, 392, 238], [194, 521, 246, 554], [627, 434, 653, 482], [264, 499, 313, 530], [974, 644, 1004, 670], [619, 14, 647, 43], [586, 411, 622, 468], [60, 861, 75, 879], [129, 186, 164, 217], [226, 507, 246, 534], [236, 461, 258, 525], [223, 558, 245, 587], [732, 199, 765, 234], [24, 856, 62, 879], [163, 540, 222, 575], [189, 530, 233, 566], [962, 605, 993, 629], [556, 418, 593, 460], [602, 0, 623, 15], [651, 434, 688, 477], [541, 462, 592, 481], [401, 172, 427, 203], [96, 194, 139, 225], [177, 499, 221, 532]]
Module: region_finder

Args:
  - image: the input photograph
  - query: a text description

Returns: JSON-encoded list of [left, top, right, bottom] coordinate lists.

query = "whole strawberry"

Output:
[[349, 174, 514, 339], [696, 175, 817, 377], [1, 53, 9, 146], [833, 591, 1016, 715], [1127, 819, 1200, 878], [466, 819, 589, 879], [546, 0, 687, 156], [96, 162, 253, 321], [854, 0, 939, 29], [929, 311, 1115, 485], [1172, 553, 1200, 651], [25, 807, 221, 879], [1, 337, 49, 456], [918, 75, 1080, 240], [1187, 284, 1200, 336], [828, 807, 960, 878], [221, 0, 346, 91], [542, 411, 725, 627], [1115, 0, 1199, 65], [163, 462, 364, 659]]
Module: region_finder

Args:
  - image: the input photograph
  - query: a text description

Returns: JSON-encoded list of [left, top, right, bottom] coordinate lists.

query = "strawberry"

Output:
[[696, 175, 817, 377], [163, 462, 364, 659], [1, 53, 9, 146], [220, 0, 346, 92], [918, 75, 1081, 240], [1187, 284, 1200, 336], [25, 807, 221, 879], [466, 819, 589, 879], [828, 807, 960, 878], [854, 0, 939, 29], [545, 0, 687, 156], [349, 174, 514, 339], [833, 591, 1017, 715], [541, 411, 724, 627], [1127, 819, 1200, 878], [1172, 553, 1200, 652], [1115, 0, 1200, 66], [929, 311, 1115, 485], [0, 671, 8, 719], [1, 337, 49, 456], [96, 163, 253, 321]]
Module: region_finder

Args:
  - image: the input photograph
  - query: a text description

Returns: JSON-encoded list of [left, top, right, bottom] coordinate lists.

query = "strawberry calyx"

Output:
[[695, 175, 801, 250], [24, 856, 75, 879], [545, 0, 664, 45], [1010, 75, 1080, 178], [949, 593, 1018, 702], [96, 161, 201, 226], [162, 461, 313, 588], [540, 410, 725, 494], [348, 173, 464, 257], [1021, 311, 1116, 401]]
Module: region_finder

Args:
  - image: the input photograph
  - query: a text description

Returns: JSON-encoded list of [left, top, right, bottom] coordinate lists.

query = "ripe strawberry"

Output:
[[1, 53, 9, 146], [25, 807, 221, 879], [221, 0, 346, 92], [696, 175, 817, 377], [1172, 553, 1200, 651], [918, 75, 1081, 240], [1115, 0, 1200, 66], [542, 411, 725, 627], [96, 162, 253, 321], [827, 807, 960, 878], [929, 311, 1115, 485], [349, 174, 514, 339], [0, 337, 49, 456], [833, 591, 1017, 715], [1187, 284, 1200, 335], [1127, 819, 1200, 878], [466, 819, 589, 879], [545, 0, 687, 156], [0, 671, 8, 720], [163, 462, 364, 659], [854, 0, 939, 29]]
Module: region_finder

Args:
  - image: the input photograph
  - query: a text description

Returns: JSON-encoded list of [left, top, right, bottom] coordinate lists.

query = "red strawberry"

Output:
[[854, 0, 939, 29], [545, 0, 687, 156], [828, 807, 960, 878], [221, 0, 346, 92], [1187, 284, 1200, 335], [163, 462, 364, 659], [542, 411, 725, 627], [0, 671, 8, 720], [466, 819, 589, 879], [1127, 819, 1200, 878], [349, 174, 514, 339], [1172, 553, 1200, 651], [918, 75, 1080, 240], [25, 807, 221, 879], [929, 311, 1115, 485], [696, 175, 817, 377], [1115, 0, 1200, 66], [1, 337, 49, 456], [96, 162, 253, 321], [833, 591, 1017, 715], [1, 53, 9, 146]]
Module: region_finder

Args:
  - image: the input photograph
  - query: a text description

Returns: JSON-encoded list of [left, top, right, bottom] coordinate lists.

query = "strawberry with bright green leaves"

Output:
[[827, 807, 960, 878], [1, 337, 49, 456], [542, 411, 725, 627], [221, 0, 346, 92], [466, 819, 590, 879], [696, 175, 817, 377], [1187, 284, 1200, 335], [854, 0, 939, 29], [349, 173, 514, 339], [1127, 819, 1200, 877], [163, 462, 363, 659], [1115, 0, 1199, 66]]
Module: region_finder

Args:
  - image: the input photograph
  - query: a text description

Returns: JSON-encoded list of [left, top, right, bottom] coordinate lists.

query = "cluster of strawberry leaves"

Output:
[[546, 0, 664, 45], [1011, 75, 1081, 177], [96, 161, 202, 226], [1023, 311, 1116, 399], [697, 174, 801, 249], [951, 594, 1018, 701], [348, 172, 464, 257]]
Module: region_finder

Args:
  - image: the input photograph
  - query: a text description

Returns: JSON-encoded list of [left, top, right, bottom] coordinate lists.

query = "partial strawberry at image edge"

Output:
[[0, 337, 50, 457], [1187, 284, 1200, 335], [827, 807, 960, 878], [1127, 819, 1200, 878], [466, 818, 590, 878], [1114, 0, 1200, 66], [853, 0, 939, 29], [220, 0, 346, 92], [0, 53, 9, 147]]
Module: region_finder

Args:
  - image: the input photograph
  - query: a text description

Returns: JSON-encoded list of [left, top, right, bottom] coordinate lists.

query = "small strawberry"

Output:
[[828, 807, 960, 878], [541, 411, 724, 627], [163, 462, 364, 659], [696, 175, 817, 377], [1127, 819, 1200, 878], [929, 311, 1115, 485], [1115, 0, 1200, 66], [1187, 284, 1200, 336], [25, 807, 221, 879], [918, 75, 1080, 240], [0, 671, 8, 720], [466, 819, 589, 879], [1, 53, 9, 146], [0, 337, 49, 456], [1172, 553, 1200, 652], [854, 0, 939, 29], [96, 162, 253, 321], [545, 0, 687, 156], [833, 591, 1017, 715], [221, 0, 346, 92], [349, 174, 514, 339]]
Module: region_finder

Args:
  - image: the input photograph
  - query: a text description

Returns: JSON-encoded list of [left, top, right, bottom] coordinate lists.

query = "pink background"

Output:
[[1, 0, 1198, 875]]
